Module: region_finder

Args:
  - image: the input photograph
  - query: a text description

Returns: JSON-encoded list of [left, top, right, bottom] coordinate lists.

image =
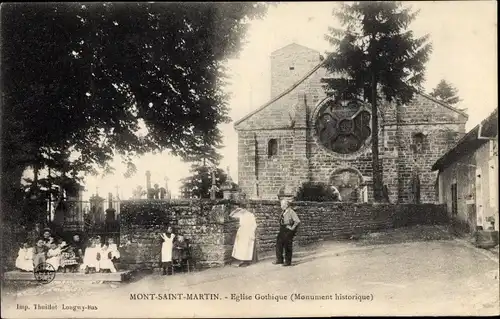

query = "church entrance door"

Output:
[[329, 169, 363, 202]]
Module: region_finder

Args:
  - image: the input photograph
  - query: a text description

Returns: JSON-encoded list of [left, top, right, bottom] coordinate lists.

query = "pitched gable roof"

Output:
[[234, 51, 469, 129], [417, 92, 469, 118], [233, 59, 326, 128], [270, 42, 320, 56]]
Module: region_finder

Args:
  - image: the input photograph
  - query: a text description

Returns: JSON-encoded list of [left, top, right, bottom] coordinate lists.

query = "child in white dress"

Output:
[[99, 243, 117, 273], [81, 237, 101, 274], [160, 226, 175, 275], [15, 242, 34, 272], [107, 238, 120, 260], [46, 242, 62, 271]]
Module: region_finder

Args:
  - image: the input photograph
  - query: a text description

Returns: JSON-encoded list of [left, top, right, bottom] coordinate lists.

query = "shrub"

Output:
[[295, 182, 340, 202]]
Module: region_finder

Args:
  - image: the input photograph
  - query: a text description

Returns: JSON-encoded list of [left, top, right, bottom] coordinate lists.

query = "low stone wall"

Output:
[[119, 200, 448, 270], [235, 201, 449, 254], [119, 200, 236, 270]]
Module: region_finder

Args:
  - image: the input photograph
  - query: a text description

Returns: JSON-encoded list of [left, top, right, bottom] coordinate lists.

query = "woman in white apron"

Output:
[[160, 226, 175, 275], [230, 208, 257, 267]]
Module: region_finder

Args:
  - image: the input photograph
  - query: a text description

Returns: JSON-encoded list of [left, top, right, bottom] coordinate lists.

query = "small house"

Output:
[[432, 109, 498, 232]]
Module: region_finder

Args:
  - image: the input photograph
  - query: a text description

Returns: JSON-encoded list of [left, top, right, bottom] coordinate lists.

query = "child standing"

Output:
[[160, 226, 175, 276], [172, 235, 189, 271], [15, 242, 34, 272], [71, 234, 85, 264], [32, 239, 47, 268]]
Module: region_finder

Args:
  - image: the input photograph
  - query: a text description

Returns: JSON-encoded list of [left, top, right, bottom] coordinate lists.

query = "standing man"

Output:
[[230, 207, 258, 267], [274, 198, 300, 267]]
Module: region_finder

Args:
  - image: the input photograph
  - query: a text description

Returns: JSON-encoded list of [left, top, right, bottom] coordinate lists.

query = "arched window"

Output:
[[412, 133, 425, 153], [267, 139, 278, 157]]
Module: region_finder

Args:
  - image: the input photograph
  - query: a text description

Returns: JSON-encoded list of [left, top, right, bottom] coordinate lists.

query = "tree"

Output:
[[430, 80, 460, 105], [323, 2, 432, 201], [1, 3, 267, 218], [179, 166, 232, 199], [131, 186, 147, 200]]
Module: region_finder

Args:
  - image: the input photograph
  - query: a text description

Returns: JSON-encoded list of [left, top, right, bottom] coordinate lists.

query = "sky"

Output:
[[81, 1, 497, 200]]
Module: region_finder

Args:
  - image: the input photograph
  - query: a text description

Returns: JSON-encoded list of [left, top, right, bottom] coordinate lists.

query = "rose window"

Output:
[[315, 99, 371, 154]]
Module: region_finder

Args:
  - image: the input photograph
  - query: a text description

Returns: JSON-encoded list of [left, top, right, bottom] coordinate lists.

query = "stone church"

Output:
[[234, 43, 468, 203]]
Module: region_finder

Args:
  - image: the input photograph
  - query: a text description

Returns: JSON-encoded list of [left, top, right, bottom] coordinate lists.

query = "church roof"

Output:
[[270, 42, 320, 56], [234, 51, 469, 129], [417, 92, 468, 118], [234, 59, 326, 128]]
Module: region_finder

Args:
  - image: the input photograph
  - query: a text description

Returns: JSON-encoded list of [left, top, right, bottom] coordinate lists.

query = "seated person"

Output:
[[99, 243, 117, 273], [81, 237, 101, 274], [106, 237, 120, 271], [60, 241, 79, 273], [32, 239, 47, 268], [172, 235, 189, 271], [42, 228, 52, 245], [107, 237, 120, 261], [44, 236, 55, 249], [71, 234, 85, 263], [15, 242, 34, 272], [46, 241, 62, 271]]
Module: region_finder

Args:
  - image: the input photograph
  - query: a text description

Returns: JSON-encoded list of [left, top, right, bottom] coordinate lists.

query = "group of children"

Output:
[[160, 226, 190, 275], [16, 226, 191, 275], [15, 228, 120, 274]]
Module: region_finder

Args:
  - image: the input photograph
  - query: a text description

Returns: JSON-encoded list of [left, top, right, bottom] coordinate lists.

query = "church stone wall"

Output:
[[238, 129, 306, 199], [236, 44, 467, 203]]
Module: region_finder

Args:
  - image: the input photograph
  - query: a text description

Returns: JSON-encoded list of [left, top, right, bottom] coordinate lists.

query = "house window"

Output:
[[289, 66, 295, 70], [267, 139, 278, 157], [412, 132, 425, 153]]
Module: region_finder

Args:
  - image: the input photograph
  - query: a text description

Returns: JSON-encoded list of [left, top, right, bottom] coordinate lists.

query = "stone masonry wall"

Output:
[[119, 200, 235, 270], [238, 96, 466, 202], [239, 200, 449, 254], [118, 199, 447, 270], [236, 44, 467, 202]]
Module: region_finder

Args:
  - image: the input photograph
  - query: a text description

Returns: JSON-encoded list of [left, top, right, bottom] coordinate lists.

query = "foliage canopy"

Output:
[[1, 2, 267, 214]]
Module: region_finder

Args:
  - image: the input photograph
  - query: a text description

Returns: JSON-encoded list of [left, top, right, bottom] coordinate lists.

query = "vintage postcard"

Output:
[[1, 1, 498, 318]]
